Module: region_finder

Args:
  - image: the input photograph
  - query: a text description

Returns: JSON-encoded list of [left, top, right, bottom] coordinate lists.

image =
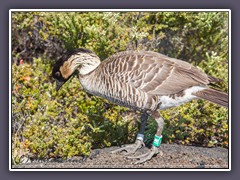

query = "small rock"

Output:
[[21, 157, 30, 164]]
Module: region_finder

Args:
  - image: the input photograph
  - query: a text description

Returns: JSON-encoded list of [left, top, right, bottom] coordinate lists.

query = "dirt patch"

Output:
[[12, 144, 228, 169]]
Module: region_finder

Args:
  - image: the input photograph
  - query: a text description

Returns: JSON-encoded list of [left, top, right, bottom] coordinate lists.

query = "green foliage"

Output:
[[12, 58, 139, 164], [11, 12, 229, 164], [161, 100, 228, 147], [12, 12, 228, 62]]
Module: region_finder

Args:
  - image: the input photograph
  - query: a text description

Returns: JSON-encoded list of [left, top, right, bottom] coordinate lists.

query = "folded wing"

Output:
[[101, 51, 214, 96]]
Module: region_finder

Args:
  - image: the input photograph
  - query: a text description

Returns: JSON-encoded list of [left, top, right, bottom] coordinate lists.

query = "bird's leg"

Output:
[[111, 112, 148, 155], [127, 111, 164, 164]]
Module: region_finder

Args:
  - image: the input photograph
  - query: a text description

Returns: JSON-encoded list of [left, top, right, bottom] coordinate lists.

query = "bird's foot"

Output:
[[111, 139, 145, 155], [127, 146, 163, 164]]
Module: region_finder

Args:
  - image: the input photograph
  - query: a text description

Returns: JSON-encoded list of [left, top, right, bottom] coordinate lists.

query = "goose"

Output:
[[52, 48, 228, 164]]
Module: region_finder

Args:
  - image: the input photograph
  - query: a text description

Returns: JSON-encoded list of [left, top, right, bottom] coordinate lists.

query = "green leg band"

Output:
[[152, 135, 162, 147]]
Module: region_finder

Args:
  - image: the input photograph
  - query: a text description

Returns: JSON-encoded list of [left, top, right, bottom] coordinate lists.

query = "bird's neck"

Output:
[[70, 53, 101, 76], [79, 57, 101, 75]]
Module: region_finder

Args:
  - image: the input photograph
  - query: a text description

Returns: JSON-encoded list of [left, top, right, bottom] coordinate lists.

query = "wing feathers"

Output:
[[101, 51, 214, 96]]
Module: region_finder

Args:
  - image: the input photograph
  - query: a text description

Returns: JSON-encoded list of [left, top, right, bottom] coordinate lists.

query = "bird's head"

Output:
[[52, 48, 100, 91]]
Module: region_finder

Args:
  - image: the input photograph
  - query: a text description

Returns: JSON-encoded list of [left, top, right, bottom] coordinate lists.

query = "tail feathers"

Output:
[[208, 75, 222, 83], [193, 88, 228, 108]]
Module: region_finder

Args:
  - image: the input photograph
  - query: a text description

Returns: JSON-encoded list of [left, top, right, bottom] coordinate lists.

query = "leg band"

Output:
[[136, 133, 144, 141], [152, 135, 162, 147]]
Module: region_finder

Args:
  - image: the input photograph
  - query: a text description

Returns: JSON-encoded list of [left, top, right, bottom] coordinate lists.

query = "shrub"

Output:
[[12, 58, 139, 164], [12, 12, 228, 63]]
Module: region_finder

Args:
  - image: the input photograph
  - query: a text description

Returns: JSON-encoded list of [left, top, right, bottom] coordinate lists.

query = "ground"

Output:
[[12, 144, 228, 169]]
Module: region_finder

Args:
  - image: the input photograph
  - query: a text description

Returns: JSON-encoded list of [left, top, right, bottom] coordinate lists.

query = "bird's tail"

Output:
[[193, 88, 228, 108]]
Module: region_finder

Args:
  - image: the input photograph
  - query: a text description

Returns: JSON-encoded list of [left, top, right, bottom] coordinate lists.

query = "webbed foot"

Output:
[[111, 139, 145, 155], [127, 146, 163, 164]]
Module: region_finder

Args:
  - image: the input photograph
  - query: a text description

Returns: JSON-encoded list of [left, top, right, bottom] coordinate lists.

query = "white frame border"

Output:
[[9, 9, 231, 171]]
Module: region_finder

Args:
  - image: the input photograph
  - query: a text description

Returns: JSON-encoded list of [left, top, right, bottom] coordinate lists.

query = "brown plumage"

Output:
[[68, 50, 228, 110], [193, 88, 228, 107], [106, 51, 209, 94], [52, 48, 228, 164]]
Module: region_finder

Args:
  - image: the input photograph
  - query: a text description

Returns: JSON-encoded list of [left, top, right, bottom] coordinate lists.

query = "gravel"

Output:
[[11, 144, 228, 169]]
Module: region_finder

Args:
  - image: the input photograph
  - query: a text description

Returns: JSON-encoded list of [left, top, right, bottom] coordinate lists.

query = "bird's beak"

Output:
[[56, 80, 64, 91]]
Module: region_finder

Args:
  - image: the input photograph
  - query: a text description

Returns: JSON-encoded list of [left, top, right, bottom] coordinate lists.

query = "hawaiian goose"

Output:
[[52, 48, 228, 164]]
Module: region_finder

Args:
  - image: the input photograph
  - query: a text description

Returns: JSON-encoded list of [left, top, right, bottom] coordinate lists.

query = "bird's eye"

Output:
[[55, 71, 60, 77]]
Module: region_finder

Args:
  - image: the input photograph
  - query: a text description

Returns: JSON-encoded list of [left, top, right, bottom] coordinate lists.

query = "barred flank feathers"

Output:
[[193, 88, 228, 108]]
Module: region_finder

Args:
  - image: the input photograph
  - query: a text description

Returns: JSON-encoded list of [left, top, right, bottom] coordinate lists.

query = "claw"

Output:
[[111, 139, 145, 155], [127, 146, 163, 164]]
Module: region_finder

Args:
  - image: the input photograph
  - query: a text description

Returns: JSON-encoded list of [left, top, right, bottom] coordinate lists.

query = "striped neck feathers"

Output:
[[60, 52, 101, 78]]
